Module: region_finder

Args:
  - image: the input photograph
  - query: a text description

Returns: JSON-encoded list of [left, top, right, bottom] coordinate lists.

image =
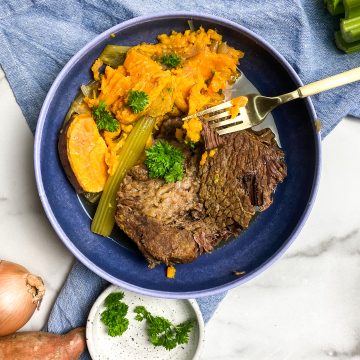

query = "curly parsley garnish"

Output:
[[144, 141, 185, 183], [134, 306, 195, 350], [159, 53, 181, 69], [92, 100, 119, 132], [100, 292, 129, 337], [127, 90, 149, 113]]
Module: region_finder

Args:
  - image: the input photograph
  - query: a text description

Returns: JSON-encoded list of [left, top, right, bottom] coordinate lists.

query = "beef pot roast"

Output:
[[115, 126, 287, 267], [115, 145, 229, 267], [199, 128, 287, 229]]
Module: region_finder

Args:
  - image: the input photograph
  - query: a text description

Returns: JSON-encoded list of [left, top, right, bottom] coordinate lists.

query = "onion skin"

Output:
[[0, 260, 45, 336], [0, 327, 85, 360]]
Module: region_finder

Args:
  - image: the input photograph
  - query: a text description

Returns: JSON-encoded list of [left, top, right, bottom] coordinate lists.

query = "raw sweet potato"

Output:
[[58, 113, 108, 193], [0, 327, 85, 360]]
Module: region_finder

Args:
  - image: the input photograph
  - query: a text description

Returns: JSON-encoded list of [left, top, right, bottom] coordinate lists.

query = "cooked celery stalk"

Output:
[[327, 0, 345, 15], [335, 30, 360, 53], [99, 45, 131, 68], [80, 80, 100, 98], [341, 16, 360, 42], [91, 116, 156, 236], [187, 19, 195, 32], [83, 192, 102, 204], [344, 0, 360, 18], [64, 81, 99, 124], [64, 92, 85, 123]]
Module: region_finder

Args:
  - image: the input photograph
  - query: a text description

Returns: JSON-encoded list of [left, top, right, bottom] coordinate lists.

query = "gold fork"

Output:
[[183, 66, 360, 135]]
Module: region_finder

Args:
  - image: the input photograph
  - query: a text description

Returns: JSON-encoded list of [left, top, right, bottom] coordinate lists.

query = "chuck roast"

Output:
[[115, 126, 287, 267], [199, 128, 287, 229]]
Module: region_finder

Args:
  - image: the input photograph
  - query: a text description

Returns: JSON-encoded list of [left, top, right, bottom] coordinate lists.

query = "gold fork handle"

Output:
[[298, 66, 360, 97]]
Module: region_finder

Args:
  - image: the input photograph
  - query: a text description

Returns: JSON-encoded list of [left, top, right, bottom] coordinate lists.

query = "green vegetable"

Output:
[[92, 101, 119, 132], [104, 292, 125, 307], [187, 19, 196, 32], [144, 141, 185, 183], [80, 80, 100, 98], [64, 80, 99, 124], [134, 306, 195, 350], [340, 16, 360, 42], [344, 0, 360, 18], [326, 0, 360, 53], [64, 92, 85, 124], [159, 54, 182, 69], [101, 292, 129, 337], [326, 0, 345, 15], [335, 30, 360, 52], [91, 116, 156, 236], [127, 90, 149, 113], [99, 45, 131, 68], [83, 191, 101, 204]]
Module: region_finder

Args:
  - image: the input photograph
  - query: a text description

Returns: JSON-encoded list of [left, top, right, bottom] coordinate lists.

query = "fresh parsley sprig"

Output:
[[100, 292, 129, 337], [92, 100, 119, 132], [127, 90, 149, 113], [134, 306, 195, 350], [159, 53, 181, 69], [144, 141, 185, 183]]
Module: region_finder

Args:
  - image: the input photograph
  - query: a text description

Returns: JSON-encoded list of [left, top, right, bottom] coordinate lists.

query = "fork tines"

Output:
[[182, 100, 250, 136], [182, 100, 233, 121], [217, 107, 250, 135]]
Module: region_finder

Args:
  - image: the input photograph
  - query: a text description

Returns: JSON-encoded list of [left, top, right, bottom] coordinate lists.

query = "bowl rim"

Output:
[[34, 11, 322, 299], [86, 284, 205, 359]]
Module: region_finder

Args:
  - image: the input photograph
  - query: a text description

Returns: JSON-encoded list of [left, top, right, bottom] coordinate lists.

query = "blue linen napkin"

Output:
[[0, 1, 359, 358], [0, 0, 359, 136]]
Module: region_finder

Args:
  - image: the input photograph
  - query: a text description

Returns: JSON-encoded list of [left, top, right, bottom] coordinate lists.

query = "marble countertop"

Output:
[[1, 65, 360, 359]]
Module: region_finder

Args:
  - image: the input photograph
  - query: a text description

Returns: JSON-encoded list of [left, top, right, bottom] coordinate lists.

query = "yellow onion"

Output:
[[0, 260, 45, 336]]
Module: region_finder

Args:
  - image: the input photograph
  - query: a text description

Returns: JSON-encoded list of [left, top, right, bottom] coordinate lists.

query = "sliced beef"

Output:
[[115, 149, 229, 267], [201, 121, 225, 150], [116, 204, 200, 266], [199, 128, 287, 229], [115, 122, 287, 267]]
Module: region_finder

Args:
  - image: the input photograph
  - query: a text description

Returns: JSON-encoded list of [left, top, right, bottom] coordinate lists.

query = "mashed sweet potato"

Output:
[[85, 27, 243, 172], [61, 28, 244, 191]]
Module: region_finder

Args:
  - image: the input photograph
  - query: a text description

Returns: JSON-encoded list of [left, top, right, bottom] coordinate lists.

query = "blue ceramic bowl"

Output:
[[34, 12, 321, 298]]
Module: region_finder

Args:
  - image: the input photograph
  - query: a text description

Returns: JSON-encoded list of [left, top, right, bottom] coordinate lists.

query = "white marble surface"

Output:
[[1, 65, 360, 359]]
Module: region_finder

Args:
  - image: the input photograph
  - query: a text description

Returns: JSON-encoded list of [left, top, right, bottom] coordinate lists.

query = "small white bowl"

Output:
[[86, 285, 205, 360]]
